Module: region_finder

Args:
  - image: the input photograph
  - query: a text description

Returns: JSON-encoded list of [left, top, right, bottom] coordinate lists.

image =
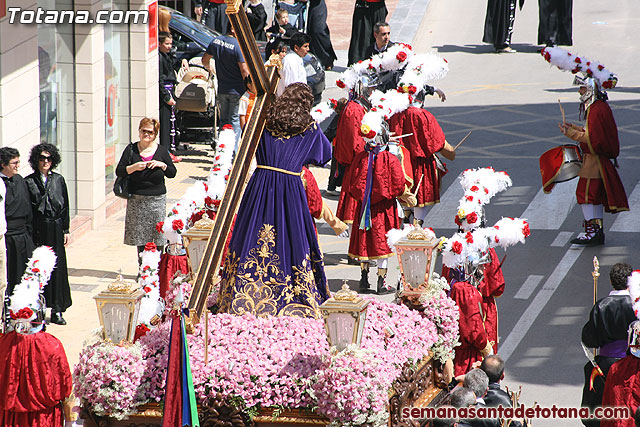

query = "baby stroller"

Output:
[[174, 57, 218, 145]]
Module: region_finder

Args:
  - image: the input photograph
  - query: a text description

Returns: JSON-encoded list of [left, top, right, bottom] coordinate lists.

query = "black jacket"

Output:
[[24, 172, 70, 234]]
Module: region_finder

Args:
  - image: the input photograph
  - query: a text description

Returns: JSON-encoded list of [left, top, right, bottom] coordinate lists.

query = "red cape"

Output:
[[388, 107, 446, 206], [347, 151, 404, 259], [601, 356, 640, 427], [583, 100, 628, 213], [0, 331, 72, 427], [477, 248, 505, 354], [450, 281, 488, 377]]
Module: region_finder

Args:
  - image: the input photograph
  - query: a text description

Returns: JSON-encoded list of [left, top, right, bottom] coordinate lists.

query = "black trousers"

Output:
[[347, 0, 387, 66]]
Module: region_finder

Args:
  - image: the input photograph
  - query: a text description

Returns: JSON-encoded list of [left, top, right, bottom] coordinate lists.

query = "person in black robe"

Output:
[[483, 0, 518, 53], [246, 0, 267, 41], [347, 0, 387, 65], [304, 0, 337, 70], [158, 32, 181, 162], [24, 144, 72, 326], [581, 262, 636, 427], [538, 0, 572, 46], [0, 148, 35, 300]]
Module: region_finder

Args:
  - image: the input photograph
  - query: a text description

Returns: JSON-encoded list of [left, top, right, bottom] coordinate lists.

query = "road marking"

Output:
[[424, 172, 464, 230], [514, 275, 544, 300], [610, 181, 640, 232], [500, 246, 584, 362], [550, 231, 574, 247], [520, 182, 577, 229]]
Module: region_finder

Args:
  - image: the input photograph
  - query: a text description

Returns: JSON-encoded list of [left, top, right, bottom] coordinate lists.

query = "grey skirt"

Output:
[[124, 194, 167, 247]]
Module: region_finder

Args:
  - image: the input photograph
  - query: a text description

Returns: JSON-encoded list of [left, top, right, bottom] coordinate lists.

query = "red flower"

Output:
[[544, 51, 551, 62], [215, 155, 221, 160], [452, 241, 463, 254], [213, 167, 220, 172], [408, 85, 417, 94], [316, 109, 323, 114], [10, 307, 34, 320], [213, 199, 221, 207], [222, 124, 233, 130], [396, 51, 408, 62], [495, 236, 500, 243], [205, 196, 215, 206], [336, 80, 346, 89], [571, 68, 580, 74], [203, 183, 208, 192], [586, 68, 593, 77], [494, 225, 500, 230], [219, 144, 226, 149], [172, 208, 178, 215], [465, 195, 474, 202], [144, 242, 157, 252], [602, 80, 613, 89], [172, 219, 184, 231], [371, 107, 377, 112], [143, 286, 152, 293], [330, 98, 338, 109], [466, 212, 478, 224], [32, 267, 40, 273], [522, 222, 531, 238], [156, 221, 164, 232], [574, 57, 581, 63], [470, 185, 479, 192], [454, 216, 462, 227], [465, 232, 474, 244], [484, 188, 489, 194], [365, 130, 376, 139], [224, 174, 229, 181], [597, 65, 604, 71]]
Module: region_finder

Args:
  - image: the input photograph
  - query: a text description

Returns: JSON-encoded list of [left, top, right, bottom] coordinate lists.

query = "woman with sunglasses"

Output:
[[24, 143, 71, 325], [116, 117, 177, 263]]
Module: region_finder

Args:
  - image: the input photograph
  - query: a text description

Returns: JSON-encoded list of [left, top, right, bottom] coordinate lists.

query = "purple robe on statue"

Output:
[[218, 124, 331, 318]]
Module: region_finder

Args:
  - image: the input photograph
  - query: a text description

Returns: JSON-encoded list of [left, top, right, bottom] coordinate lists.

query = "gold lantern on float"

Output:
[[319, 283, 369, 351], [395, 228, 440, 308], [182, 213, 215, 276], [93, 273, 144, 343]]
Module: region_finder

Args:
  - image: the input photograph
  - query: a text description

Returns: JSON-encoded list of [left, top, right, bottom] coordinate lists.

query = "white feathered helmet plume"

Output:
[[455, 167, 512, 231], [8, 246, 57, 334], [540, 46, 618, 91]]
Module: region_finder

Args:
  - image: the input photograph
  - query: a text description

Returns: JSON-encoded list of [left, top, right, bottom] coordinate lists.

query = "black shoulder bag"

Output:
[[113, 144, 134, 199]]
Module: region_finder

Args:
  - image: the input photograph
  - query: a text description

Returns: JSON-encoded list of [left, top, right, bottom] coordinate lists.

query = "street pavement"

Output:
[[55, 0, 639, 425]]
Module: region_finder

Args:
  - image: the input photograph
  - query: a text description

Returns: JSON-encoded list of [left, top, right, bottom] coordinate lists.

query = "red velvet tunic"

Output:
[[388, 106, 446, 206], [450, 281, 489, 377], [347, 150, 405, 260], [576, 100, 629, 213], [335, 100, 366, 223], [0, 331, 72, 427], [477, 248, 505, 354], [601, 356, 640, 427]]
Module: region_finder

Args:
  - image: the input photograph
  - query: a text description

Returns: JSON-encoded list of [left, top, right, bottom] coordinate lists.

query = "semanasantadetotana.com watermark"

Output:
[[7, 7, 148, 24]]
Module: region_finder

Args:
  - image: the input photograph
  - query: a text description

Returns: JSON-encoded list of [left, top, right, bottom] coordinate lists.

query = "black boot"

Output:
[[51, 312, 67, 326], [376, 269, 394, 295], [571, 219, 605, 246], [359, 264, 373, 294]]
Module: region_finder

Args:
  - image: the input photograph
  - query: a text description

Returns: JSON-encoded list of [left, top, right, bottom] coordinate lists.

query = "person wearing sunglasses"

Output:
[[116, 117, 177, 264], [24, 143, 72, 326]]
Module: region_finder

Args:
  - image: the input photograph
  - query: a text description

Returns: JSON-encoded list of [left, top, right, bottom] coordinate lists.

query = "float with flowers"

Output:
[[73, 44, 528, 427]]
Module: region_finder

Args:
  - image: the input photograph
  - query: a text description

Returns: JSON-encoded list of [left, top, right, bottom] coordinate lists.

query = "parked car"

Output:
[[164, 6, 325, 103]]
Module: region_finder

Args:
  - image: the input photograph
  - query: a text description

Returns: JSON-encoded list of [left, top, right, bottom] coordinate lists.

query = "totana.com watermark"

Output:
[[7, 7, 148, 24]]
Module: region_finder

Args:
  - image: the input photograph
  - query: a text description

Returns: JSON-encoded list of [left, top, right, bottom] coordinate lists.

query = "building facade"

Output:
[[0, 0, 159, 232]]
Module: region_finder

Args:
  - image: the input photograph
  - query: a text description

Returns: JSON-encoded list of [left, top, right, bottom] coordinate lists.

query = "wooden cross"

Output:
[[187, 0, 280, 323]]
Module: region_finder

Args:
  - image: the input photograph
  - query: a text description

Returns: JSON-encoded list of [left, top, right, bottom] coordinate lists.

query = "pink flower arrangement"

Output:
[[77, 298, 443, 424], [73, 341, 147, 419]]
